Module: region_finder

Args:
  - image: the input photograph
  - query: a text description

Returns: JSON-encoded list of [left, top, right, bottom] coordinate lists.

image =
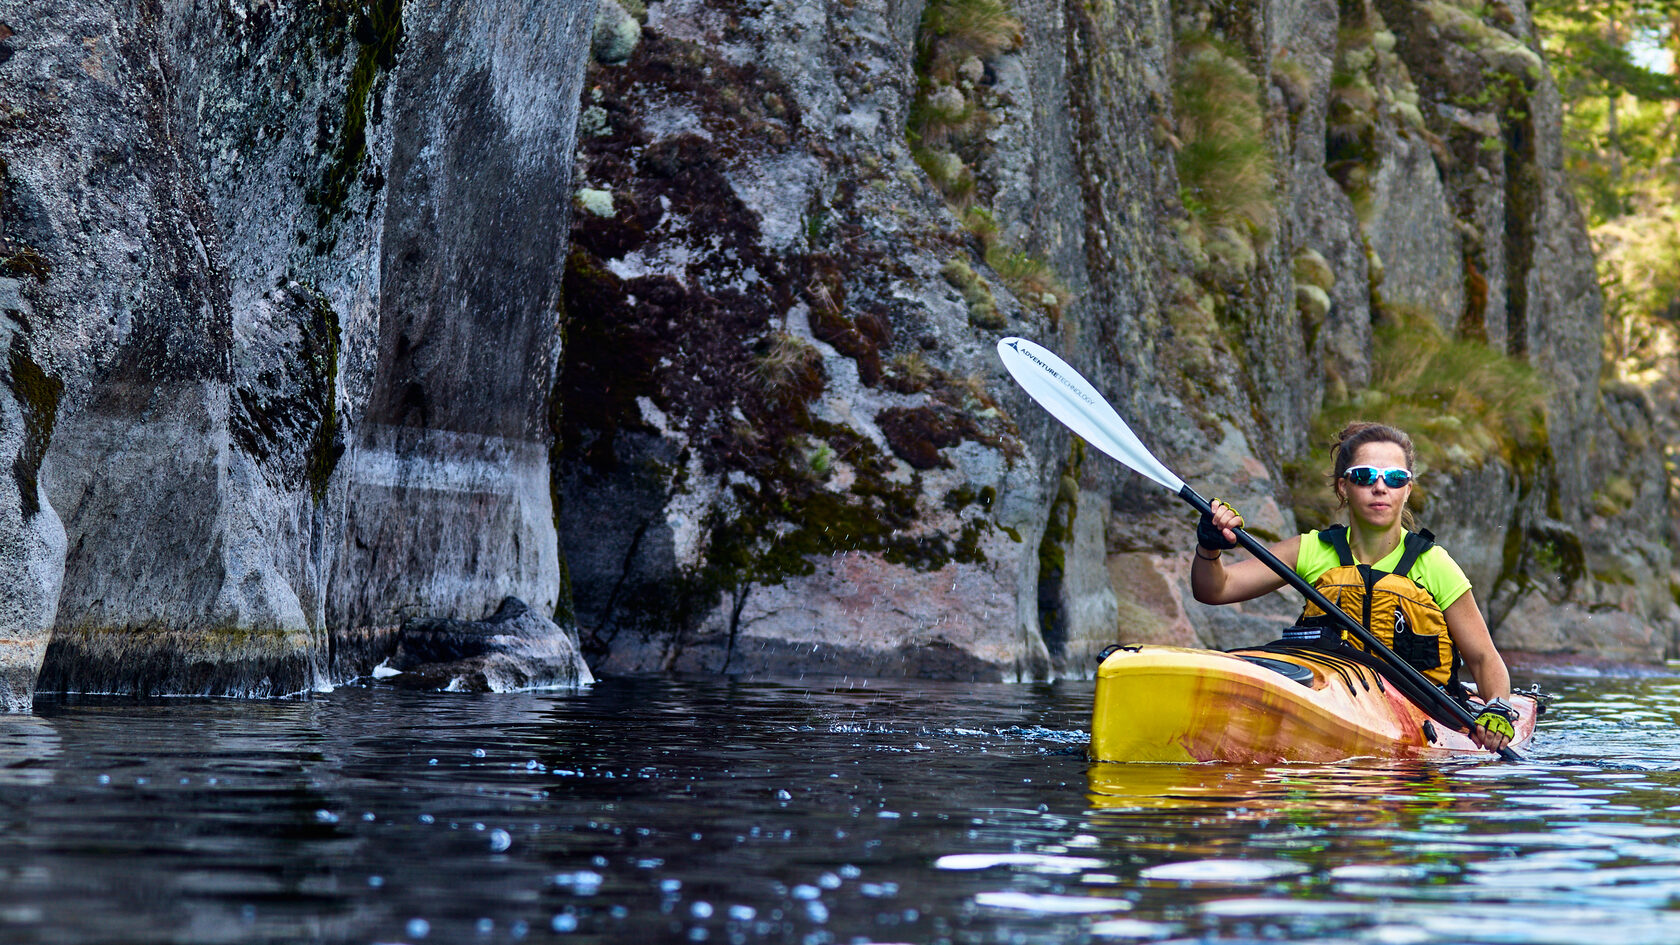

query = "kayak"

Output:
[[1089, 644, 1539, 764]]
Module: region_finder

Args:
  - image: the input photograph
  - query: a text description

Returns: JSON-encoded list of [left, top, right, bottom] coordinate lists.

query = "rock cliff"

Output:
[[0, 0, 597, 705], [559, 0, 1678, 678], [0, 0, 1669, 706]]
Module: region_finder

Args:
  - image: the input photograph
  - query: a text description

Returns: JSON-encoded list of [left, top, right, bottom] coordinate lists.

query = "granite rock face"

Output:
[[0, 0, 1667, 708], [557, 0, 1675, 676], [2, 0, 597, 705]]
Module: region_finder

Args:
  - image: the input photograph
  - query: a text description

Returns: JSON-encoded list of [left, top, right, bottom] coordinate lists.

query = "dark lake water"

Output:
[[3, 662, 1679, 944]]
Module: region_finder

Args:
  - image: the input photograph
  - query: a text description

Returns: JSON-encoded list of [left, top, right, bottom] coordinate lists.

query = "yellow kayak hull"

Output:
[[1090, 645, 1538, 764]]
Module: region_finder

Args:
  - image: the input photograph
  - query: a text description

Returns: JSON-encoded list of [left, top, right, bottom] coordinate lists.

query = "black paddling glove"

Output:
[[1196, 500, 1241, 551]]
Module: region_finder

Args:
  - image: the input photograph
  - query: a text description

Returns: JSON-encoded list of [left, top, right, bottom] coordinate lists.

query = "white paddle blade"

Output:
[[996, 337, 1185, 493]]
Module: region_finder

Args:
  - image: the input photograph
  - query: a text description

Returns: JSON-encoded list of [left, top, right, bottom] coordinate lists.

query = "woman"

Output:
[[1189, 421, 1519, 752]]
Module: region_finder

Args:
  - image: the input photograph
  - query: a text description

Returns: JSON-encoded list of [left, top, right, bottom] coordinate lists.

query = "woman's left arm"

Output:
[[1444, 590, 1516, 751], [1443, 590, 1510, 701]]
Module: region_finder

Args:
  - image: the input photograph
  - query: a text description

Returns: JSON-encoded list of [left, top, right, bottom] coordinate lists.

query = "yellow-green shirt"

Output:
[[1294, 530, 1473, 611]]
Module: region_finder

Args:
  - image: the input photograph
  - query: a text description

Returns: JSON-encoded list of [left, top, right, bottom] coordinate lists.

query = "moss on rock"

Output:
[[7, 335, 60, 518], [306, 0, 404, 243]]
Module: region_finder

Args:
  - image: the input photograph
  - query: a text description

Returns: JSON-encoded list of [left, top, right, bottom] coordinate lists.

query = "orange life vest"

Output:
[[1289, 525, 1460, 688]]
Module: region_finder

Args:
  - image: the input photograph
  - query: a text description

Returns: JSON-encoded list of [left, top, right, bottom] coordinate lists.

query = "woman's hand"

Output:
[[1197, 499, 1245, 553], [1471, 698, 1518, 753]]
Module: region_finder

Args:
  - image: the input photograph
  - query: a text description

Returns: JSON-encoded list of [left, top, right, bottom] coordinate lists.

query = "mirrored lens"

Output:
[[1344, 466, 1412, 488]]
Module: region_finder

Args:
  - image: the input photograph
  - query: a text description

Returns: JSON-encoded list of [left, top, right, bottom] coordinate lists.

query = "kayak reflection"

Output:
[[1085, 760, 1464, 814]]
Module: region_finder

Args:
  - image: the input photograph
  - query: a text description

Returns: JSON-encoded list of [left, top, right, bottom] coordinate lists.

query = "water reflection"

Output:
[[1, 668, 1679, 944], [0, 716, 58, 787], [1086, 759, 1470, 814]]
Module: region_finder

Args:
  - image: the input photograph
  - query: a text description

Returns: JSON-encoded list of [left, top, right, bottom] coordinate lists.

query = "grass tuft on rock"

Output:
[[1174, 34, 1276, 250]]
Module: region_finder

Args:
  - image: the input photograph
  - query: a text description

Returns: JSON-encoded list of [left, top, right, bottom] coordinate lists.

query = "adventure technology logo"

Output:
[[1006, 339, 1100, 408]]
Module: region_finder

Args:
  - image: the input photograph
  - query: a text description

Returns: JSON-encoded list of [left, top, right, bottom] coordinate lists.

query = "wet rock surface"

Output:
[[378, 598, 595, 693]]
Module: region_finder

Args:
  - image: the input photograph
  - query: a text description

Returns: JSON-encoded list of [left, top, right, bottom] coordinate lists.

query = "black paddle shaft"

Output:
[[1180, 486, 1523, 762]]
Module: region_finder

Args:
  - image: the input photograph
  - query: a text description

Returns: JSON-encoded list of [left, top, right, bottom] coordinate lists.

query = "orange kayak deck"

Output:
[[1090, 645, 1538, 764]]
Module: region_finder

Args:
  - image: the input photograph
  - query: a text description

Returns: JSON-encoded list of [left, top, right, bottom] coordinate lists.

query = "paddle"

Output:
[[995, 336, 1522, 761]]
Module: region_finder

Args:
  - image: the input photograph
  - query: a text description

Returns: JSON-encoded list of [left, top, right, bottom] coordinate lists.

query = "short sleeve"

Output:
[[1410, 546, 1472, 611], [1293, 531, 1337, 583]]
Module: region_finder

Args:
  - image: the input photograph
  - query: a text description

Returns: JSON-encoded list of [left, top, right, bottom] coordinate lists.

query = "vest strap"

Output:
[[1317, 525, 1434, 577], [1320, 524, 1354, 566]]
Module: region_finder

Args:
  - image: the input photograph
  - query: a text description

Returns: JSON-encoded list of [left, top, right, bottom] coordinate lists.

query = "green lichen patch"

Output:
[[229, 283, 343, 502], [1036, 439, 1083, 651], [1324, 9, 1429, 220], [7, 335, 60, 518], [305, 0, 404, 245], [907, 5, 1068, 327], [941, 256, 1002, 329]]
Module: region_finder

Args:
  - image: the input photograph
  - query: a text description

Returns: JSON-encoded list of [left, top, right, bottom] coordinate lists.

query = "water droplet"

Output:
[[476, 918, 494, 934], [551, 913, 578, 932], [472, 748, 486, 758], [817, 872, 841, 889], [368, 875, 384, 888], [728, 905, 756, 921], [418, 814, 435, 824], [406, 918, 431, 938], [489, 829, 512, 853], [775, 789, 792, 801], [661, 878, 682, 893], [791, 884, 820, 900], [314, 809, 339, 824], [690, 901, 713, 918]]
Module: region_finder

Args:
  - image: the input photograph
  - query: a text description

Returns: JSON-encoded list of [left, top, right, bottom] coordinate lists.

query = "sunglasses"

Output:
[[1343, 465, 1414, 488]]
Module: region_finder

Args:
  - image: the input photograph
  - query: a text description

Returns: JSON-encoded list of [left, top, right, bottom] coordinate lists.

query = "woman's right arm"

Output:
[[1189, 501, 1299, 604]]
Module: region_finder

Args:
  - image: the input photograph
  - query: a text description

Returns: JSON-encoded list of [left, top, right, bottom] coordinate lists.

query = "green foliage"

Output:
[[908, 0, 1021, 203], [1174, 34, 1276, 250], [1534, 2, 1680, 374], [920, 0, 1022, 61], [1289, 307, 1550, 526]]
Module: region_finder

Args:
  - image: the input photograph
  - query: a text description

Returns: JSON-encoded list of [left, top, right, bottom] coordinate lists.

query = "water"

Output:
[[3, 665, 1680, 944]]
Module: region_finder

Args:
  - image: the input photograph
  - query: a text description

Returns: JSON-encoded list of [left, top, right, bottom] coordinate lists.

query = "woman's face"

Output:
[[1338, 440, 1411, 529]]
